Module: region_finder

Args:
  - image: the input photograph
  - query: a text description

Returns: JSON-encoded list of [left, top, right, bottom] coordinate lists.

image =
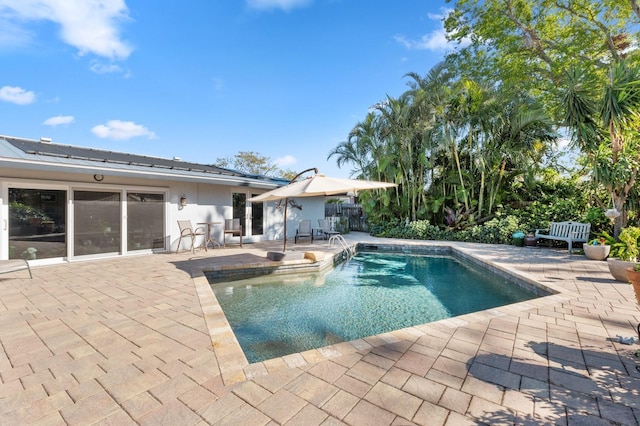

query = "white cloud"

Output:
[[43, 115, 74, 126], [89, 60, 123, 74], [0, 0, 133, 60], [246, 0, 311, 12], [91, 120, 156, 140], [395, 7, 470, 52], [394, 31, 450, 51], [275, 155, 296, 167], [0, 18, 31, 47], [0, 85, 36, 104]]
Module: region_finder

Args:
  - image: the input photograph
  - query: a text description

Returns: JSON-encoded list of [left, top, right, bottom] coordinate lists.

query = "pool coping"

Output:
[[193, 241, 576, 385]]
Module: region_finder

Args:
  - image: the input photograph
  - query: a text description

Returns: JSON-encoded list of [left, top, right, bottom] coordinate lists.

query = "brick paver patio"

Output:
[[0, 234, 638, 425]]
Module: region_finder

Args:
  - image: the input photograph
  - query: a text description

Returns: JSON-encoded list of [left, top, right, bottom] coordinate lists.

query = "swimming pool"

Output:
[[211, 251, 540, 363]]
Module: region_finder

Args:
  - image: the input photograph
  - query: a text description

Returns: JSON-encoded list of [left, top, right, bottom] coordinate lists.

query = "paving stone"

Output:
[[362, 352, 395, 370], [334, 374, 372, 398], [286, 403, 330, 426], [0, 378, 24, 398], [137, 399, 202, 426], [198, 392, 246, 424], [257, 389, 307, 424], [364, 382, 422, 420], [596, 397, 639, 425], [4, 390, 74, 424], [443, 411, 478, 425], [286, 372, 339, 407], [438, 387, 471, 414], [344, 399, 396, 426], [308, 360, 348, 384], [108, 369, 168, 403], [502, 388, 534, 415], [60, 390, 120, 424], [432, 355, 469, 380], [346, 360, 387, 386], [0, 384, 47, 414], [466, 395, 516, 424], [412, 400, 449, 426], [395, 349, 436, 376], [381, 366, 411, 388], [321, 389, 359, 420], [121, 391, 162, 421], [232, 380, 272, 406], [1, 364, 33, 383], [402, 374, 446, 403], [426, 367, 464, 390], [1, 240, 639, 425], [549, 369, 604, 397], [549, 384, 600, 416], [469, 361, 520, 390]]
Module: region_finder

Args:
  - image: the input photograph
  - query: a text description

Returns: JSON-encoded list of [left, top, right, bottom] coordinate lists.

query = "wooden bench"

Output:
[[0, 259, 32, 278], [534, 221, 591, 254]]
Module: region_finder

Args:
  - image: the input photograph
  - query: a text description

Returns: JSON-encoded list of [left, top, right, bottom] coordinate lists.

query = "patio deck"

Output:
[[0, 233, 638, 425]]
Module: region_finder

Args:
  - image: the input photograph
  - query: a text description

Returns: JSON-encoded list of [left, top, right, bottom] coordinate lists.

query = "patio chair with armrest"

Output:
[[318, 218, 340, 240], [223, 218, 243, 248], [176, 220, 206, 253], [295, 220, 313, 244]]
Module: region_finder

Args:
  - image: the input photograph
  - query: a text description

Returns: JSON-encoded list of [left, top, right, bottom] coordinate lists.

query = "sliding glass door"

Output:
[[73, 191, 121, 256], [127, 192, 164, 251], [8, 188, 67, 260]]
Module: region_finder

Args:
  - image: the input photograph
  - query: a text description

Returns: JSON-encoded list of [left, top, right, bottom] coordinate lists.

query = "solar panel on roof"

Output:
[[2, 136, 291, 184]]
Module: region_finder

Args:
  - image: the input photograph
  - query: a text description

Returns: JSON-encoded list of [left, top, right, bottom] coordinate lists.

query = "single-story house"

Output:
[[0, 135, 325, 264]]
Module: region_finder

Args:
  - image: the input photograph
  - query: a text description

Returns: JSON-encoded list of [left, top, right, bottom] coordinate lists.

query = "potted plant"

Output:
[[625, 264, 640, 305], [607, 226, 640, 282], [583, 237, 611, 260]]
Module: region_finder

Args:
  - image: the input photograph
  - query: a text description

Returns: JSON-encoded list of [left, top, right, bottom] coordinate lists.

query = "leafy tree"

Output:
[[562, 59, 640, 236], [445, 0, 640, 237], [444, 0, 639, 113], [215, 151, 289, 178]]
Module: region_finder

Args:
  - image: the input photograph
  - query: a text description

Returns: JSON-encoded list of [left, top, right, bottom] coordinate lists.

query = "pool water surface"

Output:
[[211, 252, 539, 363]]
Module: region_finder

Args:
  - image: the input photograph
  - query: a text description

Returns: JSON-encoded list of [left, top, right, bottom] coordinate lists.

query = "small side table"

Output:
[[198, 222, 221, 249]]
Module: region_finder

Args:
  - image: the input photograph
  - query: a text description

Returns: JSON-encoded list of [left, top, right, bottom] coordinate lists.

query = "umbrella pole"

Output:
[[283, 197, 288, 252]]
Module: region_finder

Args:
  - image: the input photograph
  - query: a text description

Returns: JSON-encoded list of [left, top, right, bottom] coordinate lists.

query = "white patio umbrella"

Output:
[[248, 168, 396, 251]]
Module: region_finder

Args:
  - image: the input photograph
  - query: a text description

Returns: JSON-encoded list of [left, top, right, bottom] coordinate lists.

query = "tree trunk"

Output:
[[612, 193, 628, 238]]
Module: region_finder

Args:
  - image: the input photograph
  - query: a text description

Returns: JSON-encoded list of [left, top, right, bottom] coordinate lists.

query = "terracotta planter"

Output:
[[583, 243, 611, 260], [625, 267, 640, 305], [607, 258, 638, 282]]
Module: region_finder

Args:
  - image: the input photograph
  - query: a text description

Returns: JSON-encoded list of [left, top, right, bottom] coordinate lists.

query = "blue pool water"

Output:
[[211, 252, 539, 363]]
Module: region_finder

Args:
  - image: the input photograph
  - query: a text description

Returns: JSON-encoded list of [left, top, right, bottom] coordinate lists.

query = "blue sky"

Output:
[[0, 0, 461, 178]]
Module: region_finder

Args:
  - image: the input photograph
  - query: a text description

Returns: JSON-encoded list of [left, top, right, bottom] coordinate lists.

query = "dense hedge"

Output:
[[368, 177, 614, 245], [371, 215, 523, 245]]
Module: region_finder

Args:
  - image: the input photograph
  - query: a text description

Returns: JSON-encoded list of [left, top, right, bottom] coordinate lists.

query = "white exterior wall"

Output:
[[261, 197, 326, 242], [0, 167, 316, 263]]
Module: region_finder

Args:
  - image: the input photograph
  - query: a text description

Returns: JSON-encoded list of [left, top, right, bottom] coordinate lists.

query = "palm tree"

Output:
[[562, 59, 640, 237]]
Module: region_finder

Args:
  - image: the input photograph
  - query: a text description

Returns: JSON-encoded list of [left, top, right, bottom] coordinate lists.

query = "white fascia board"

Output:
[[0, 158, 284, 190]]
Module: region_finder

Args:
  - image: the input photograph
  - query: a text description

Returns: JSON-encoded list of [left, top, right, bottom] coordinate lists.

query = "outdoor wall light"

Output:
[[179, 194, 187, 207]]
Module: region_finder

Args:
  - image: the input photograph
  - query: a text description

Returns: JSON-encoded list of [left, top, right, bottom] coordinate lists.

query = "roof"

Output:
[[0, 135, 290, 188]]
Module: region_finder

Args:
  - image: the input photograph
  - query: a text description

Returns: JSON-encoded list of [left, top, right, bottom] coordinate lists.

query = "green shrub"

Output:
[[370, 215, 521, 245]]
